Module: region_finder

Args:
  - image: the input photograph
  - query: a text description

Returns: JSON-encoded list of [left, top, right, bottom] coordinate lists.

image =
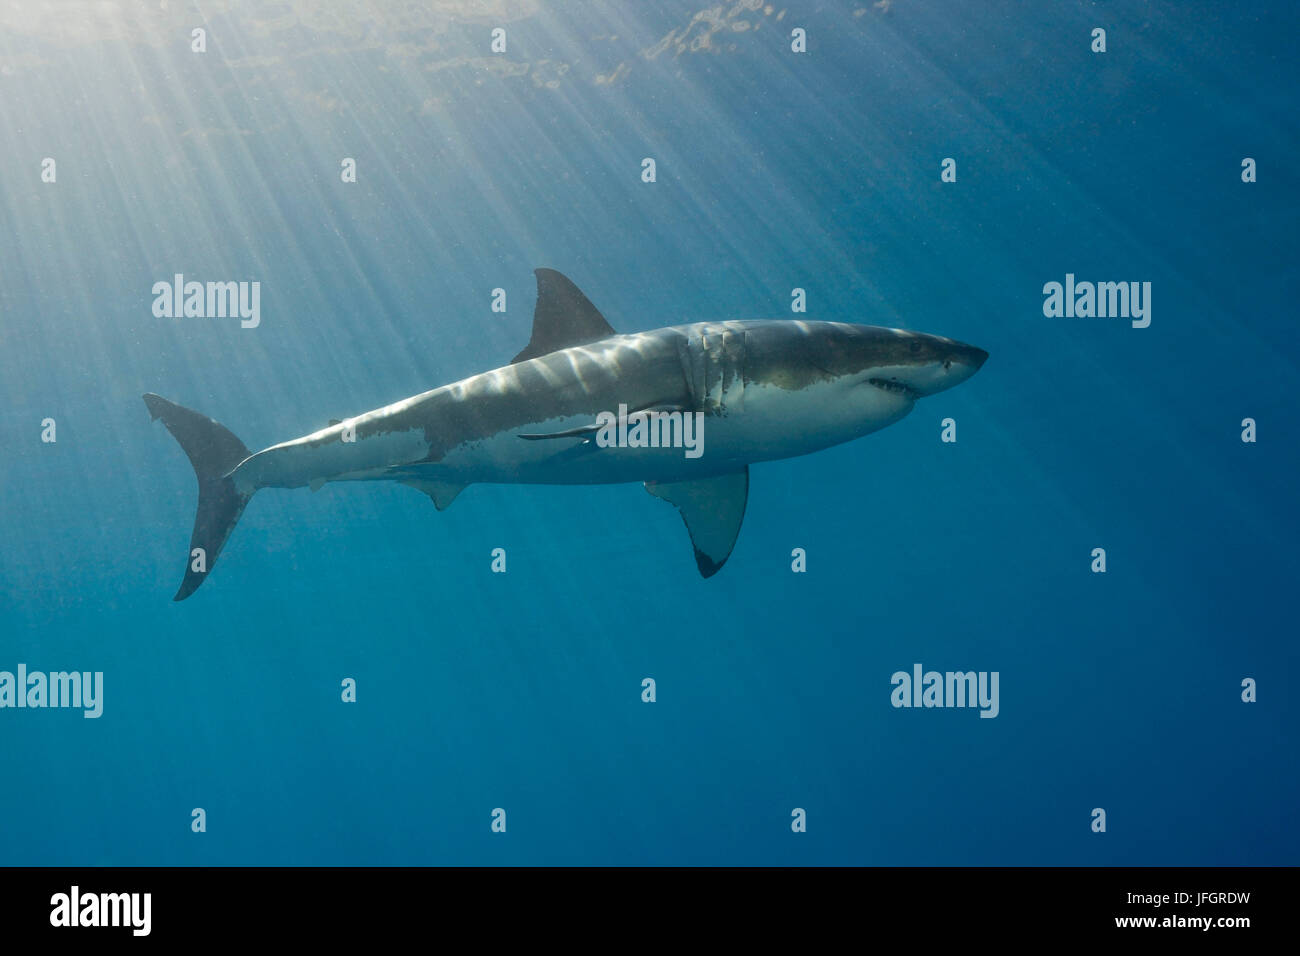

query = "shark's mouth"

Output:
[[868, 377, 918, 399]]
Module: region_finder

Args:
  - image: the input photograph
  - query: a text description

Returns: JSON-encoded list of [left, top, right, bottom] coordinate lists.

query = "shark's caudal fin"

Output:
[[143, 394, 253, 601], [511, 268, 616, 364]]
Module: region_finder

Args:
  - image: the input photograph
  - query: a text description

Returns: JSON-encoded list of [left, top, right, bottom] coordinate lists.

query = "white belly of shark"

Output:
[[410, 378, 912, 486], [143, 268, 986, 599]]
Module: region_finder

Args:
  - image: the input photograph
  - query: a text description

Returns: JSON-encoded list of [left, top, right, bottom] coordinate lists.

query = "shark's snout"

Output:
[[927, 341, 986, 396], [945, 343, 988, 388], [877, 336, 988, 398], [959, 343, 989, 371]]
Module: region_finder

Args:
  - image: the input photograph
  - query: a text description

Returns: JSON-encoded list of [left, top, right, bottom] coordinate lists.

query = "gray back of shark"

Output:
[[145, 268, 987, 599]]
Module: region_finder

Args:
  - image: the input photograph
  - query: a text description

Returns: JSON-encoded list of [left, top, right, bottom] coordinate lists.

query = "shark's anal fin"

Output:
[[401, 479, 467, 511], [645, 468, 748, 578], [511, 269, 616, 364]]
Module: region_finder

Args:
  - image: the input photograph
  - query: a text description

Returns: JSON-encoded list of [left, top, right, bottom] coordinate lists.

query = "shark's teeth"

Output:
[[868, 378, 917, 398]]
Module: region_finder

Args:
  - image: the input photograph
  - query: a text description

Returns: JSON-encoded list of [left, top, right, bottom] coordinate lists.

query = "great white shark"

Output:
[[145, 269, 987, 600]]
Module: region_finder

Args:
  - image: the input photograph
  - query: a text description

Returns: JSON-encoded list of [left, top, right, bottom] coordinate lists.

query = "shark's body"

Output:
[[146, 269, 987, 599]]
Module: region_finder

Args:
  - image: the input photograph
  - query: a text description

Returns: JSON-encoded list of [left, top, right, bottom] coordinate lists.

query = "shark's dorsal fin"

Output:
[[511, 269, 615, 364], [401, 479, 467, 511], [645, 468, 748, 578]]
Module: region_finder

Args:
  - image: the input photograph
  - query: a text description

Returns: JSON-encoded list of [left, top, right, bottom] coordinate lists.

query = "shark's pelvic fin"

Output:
[[400, 479, 467, 511], [143, 394, 254, 601], [645, 467, 749, 578], [511, 268, 616, 364]]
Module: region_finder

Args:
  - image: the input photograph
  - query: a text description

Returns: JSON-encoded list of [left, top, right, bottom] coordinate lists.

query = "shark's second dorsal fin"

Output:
[[511, 269, 615, 364]]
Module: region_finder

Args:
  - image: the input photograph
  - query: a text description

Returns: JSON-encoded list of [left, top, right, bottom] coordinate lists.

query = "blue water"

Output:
[[1, 1, 1296, 865]]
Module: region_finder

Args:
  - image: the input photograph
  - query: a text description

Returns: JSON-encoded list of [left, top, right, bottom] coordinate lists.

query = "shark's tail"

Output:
[[143, 393, 254, 601]]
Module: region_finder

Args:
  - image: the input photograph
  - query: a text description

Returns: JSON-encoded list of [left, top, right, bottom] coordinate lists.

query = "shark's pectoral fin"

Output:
[[401, 479, 468, 511], [645, 467, 748, 578], [511, 269, 616, 364]]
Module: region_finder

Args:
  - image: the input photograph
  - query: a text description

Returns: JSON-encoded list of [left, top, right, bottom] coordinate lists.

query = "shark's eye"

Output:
[[908, 339, 921, 353], [943, 359, 952, 370]]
